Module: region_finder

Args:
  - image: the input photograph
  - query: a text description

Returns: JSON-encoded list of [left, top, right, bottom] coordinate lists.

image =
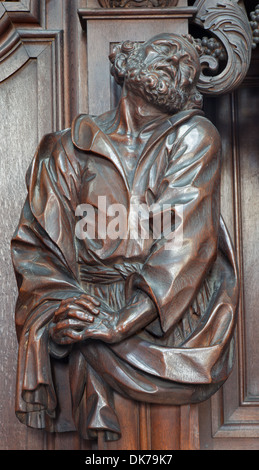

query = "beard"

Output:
[[124, 64, 187, 114]]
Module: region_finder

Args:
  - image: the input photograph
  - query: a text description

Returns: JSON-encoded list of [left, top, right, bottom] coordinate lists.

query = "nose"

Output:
[[165, 55, 179, 66]]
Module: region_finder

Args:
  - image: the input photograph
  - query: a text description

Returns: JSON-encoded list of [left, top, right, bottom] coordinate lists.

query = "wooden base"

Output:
[[95, 394, 200, 451]]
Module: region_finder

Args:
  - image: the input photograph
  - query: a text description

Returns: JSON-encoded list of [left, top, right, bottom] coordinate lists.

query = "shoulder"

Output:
[[178, 113, 221, 150], [71, 111, 116, 151], [36, 128, 72, 162], [28, 128, 83, 186]]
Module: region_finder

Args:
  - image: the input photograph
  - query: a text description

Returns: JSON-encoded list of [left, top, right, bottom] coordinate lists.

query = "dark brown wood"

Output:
[[192, 0, 253, 95], [97, 0, 179, 7], [198, 51, 259, 448], [0, 0, 257, 451], [10, 31, 239, 446]]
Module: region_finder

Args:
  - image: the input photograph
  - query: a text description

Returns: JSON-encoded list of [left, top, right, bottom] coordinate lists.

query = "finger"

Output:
[[74, 300, 100, 315], [55, 299, 100, 317], [62, 324, 100, 342], [53, 299, 79, 320], [57, 295, 98, 311], [53, 304, 96, 323], [59, 297, 78, 308], [62, 329, 85, 343], [52, 318, 94, 336], [53, 330, 83, 345], [80, 294, 101, 306], [74, 297, 100, 313], [67, 309, 97, 322], [52, 323, 99, 344]]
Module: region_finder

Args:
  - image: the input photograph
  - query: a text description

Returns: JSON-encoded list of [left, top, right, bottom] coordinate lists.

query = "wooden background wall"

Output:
[[0, 0, 259, 450]]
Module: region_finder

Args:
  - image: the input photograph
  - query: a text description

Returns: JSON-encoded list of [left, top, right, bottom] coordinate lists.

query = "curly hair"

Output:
[[109, 34, 203, 113]]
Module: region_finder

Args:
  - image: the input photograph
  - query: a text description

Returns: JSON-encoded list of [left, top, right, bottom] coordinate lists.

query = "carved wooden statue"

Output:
[[11, 33, 239, 441]]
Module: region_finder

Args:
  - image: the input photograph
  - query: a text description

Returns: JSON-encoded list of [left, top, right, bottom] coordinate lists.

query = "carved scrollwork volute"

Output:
[[193, 0, 253, 95]]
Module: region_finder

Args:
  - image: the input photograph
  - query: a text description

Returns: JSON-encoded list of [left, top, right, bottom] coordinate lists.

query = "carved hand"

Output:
[[70, 289, 158, 345], [49, 290, 158, 345], [49, 294, 116, 345]]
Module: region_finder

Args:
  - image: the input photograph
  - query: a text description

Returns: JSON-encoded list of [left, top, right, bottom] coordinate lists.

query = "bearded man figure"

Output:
[[11, 33, 239, 441]]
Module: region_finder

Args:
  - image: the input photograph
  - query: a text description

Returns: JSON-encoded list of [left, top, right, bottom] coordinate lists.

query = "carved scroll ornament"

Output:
[[11, 32, 239, 441], [192, 0, 253, 95], [87, 0, 253, 97]]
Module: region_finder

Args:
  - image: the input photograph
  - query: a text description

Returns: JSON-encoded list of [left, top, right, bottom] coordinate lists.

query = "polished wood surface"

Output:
[[199, 51, 259, 448], [0, 0, 258, 450], [11, 31, 238, 446]]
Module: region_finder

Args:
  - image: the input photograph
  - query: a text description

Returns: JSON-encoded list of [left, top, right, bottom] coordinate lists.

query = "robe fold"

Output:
[[11, 108, 239, 440]]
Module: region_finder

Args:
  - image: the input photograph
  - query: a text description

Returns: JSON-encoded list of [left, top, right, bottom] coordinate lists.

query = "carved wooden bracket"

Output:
[[192, 0, 253, 95]]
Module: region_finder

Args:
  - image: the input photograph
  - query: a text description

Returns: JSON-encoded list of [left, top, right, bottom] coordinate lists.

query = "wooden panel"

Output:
[[0, 0, 42, 26], [199, 54, 259, 449], [1, 0, 258, 451], [0, 27, 64, 450]]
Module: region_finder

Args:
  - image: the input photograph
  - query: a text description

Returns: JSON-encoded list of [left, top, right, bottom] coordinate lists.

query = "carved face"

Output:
[[122, 34, 202, 113]]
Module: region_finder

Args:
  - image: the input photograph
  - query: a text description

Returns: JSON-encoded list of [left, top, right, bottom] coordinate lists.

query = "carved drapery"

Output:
[[1, 0, 258, 452]]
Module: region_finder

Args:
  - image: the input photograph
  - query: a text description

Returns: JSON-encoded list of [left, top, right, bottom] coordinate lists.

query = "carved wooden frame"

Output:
[[0, 0, 44, 82], [0, 0, 42, 25], [209, 85, 259, 440]]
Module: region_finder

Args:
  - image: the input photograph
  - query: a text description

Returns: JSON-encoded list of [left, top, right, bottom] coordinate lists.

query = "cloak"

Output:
[[11, 108, 239, 440]]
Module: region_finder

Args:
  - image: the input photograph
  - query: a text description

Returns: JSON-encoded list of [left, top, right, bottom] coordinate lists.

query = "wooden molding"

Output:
[[0, 0, 42, 25], [0, 1, 45, 82], [97, 0, 179, 7], [78, 6, 197, 28]]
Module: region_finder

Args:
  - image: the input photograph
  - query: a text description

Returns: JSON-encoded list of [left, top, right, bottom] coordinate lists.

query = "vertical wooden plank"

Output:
[[180, 404, 200, 450], [0, 59, 43, 450], [150, 405, 180, 450], [98, 393, 140, 450], [139, 403, 151, 450]]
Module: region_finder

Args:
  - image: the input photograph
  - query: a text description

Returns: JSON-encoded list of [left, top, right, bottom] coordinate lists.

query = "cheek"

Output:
[[157, 79, 171, 95]]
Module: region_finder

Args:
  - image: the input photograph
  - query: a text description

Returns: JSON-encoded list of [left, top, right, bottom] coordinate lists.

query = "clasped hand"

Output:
[[49, 294, 118, 345]]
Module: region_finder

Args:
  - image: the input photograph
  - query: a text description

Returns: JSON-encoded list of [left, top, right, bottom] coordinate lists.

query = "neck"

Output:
[[110, 86, 171, 137]]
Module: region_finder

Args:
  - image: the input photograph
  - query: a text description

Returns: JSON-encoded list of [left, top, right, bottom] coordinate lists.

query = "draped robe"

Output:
[[11, 108, 239, 440]]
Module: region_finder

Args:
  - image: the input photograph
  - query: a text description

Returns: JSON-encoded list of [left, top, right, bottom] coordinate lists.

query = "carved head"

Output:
[[109, 33, 203, 114]]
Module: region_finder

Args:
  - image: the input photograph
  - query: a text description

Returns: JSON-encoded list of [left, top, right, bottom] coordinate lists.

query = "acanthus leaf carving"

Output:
[[192, 0, 253, 95]]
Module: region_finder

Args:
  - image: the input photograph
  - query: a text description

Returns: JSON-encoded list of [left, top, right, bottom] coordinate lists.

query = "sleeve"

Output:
[[11, 131, 86, 428], [131, 116, 222, 333]]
